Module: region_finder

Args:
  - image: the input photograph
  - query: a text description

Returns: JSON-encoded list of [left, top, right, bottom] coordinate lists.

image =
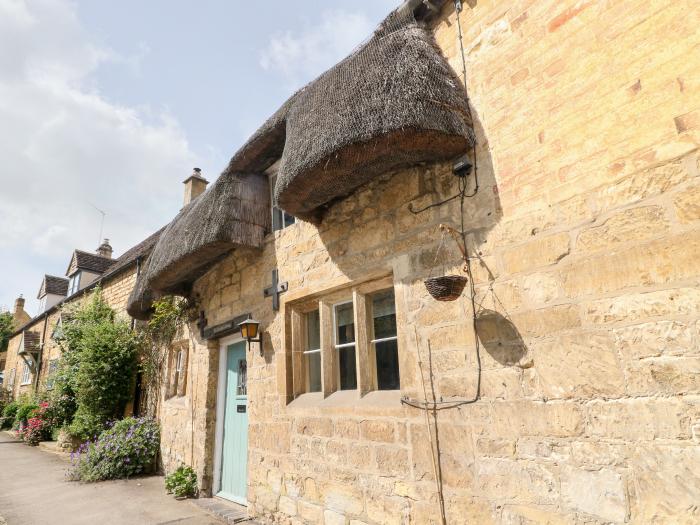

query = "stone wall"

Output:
[[170, 0, 700, 523]]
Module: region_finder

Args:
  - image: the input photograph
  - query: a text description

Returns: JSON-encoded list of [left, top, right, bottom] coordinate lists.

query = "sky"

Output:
[[0, 0, 399, 315]]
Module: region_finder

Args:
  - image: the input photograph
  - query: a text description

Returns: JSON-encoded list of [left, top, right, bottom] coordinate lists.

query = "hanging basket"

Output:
[[424, 275, 467, 301]]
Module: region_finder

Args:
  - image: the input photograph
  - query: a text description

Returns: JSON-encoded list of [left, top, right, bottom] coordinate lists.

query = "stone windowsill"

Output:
[[286, 389, 403, 415]]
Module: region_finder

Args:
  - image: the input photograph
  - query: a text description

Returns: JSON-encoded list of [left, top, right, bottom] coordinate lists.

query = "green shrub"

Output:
[[2, 400, 19, 420], [165, 465, 198, 498], [58, 291, 140, 440], [69, 417, 160, 482], [1, 400, 19, 429], [14, 400, 38, 428]]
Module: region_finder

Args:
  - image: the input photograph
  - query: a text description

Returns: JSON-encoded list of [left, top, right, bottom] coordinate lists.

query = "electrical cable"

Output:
[[401, 0, 483, 412]]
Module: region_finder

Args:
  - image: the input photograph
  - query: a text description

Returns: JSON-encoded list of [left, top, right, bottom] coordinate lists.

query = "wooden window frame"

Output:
[[287, 275, 398, 400], [20, 361, 31, 385]]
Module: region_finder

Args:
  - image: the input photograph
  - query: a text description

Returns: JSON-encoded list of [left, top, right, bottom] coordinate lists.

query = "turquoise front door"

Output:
[[218, 341, 248, 504]]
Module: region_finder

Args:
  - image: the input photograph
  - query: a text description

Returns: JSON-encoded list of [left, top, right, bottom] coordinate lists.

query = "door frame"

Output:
[[212, 333, 247, 503]]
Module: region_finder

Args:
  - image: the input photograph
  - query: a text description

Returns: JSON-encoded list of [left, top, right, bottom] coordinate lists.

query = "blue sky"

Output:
[[0, 0, 398, 314]]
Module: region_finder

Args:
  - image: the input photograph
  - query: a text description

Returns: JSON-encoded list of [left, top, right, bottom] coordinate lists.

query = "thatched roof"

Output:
[[126, 173, 269, 319], [271, 8, 473, 220], [127, 3, 472, 319]]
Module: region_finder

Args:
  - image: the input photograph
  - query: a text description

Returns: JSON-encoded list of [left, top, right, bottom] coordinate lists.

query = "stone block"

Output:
[[483, 401, 584, 438], [296, 418, 334, 438], [278, 496, 298, 517], [502, 233, 571, 274], [323, 509, 346, 525], [360, 420, 395, 443], [561, 466, 626, 522], [625, 356, 700, 395], [563, 231, 700, 298], [575, 205, 668, 253], [347, 444, 372, 471], [334, 420, 359, 440], [674, 182, 700, 222], [500, 505, 571, 525], [375, 446, 409, 476], [515, 439, 570, 463], [298, 500, 323, 525], [529, 332, 624, 399], [510, 304, 581, 338], [366, 495, 409, 525], [584, 288, 700, 325], [475, 438, 515, 458], [592, 155, 690, 212], [479, 368, 522, 400], [613, 319, 699, 360], [586, 398, 691, 440], [321, 484, 364, 515], [630, 445, 700, 523], [476, 459, 558, 504], [521, 272, 562, 307]]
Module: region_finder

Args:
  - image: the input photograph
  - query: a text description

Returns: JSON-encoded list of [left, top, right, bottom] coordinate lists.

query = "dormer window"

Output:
[[269, 173, 295, 232], [68, 272, 81, 295]]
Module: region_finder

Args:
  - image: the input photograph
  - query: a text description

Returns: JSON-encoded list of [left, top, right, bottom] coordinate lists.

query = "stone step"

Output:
[[38, 440, 71, 458], [190, 497, 260, 524]]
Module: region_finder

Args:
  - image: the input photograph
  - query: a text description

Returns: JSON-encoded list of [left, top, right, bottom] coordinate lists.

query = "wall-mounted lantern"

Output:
[[239, 318, 263, 355]]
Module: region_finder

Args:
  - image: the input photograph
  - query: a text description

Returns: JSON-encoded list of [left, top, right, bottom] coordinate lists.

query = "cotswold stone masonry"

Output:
[[8, 1, 700, 523]]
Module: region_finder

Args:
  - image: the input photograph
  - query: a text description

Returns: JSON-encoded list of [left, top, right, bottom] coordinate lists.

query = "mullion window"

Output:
[[334, 301, 357, 390], [304, 310, 322, 392], [371, 290, 400, 390]]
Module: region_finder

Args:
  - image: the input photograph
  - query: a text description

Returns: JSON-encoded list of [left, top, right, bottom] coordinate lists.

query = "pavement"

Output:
[[0, 432, 227, 525]]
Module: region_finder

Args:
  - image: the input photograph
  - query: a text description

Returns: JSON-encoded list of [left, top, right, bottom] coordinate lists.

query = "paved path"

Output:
[[0, 432, 223, 525]]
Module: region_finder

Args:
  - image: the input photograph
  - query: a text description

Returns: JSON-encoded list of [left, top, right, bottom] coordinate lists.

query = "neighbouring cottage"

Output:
[[121, 0, 700, 524], [2, 231, 163, 402]]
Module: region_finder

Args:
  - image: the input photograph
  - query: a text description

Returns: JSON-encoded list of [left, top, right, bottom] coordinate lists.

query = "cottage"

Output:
[[5, 0, 700, 523], [125, 0, 700, 523]]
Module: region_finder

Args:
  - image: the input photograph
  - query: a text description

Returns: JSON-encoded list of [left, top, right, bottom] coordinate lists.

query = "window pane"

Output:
[[284, 212, 295, 228], [372, 290, 397, 340], [306, 310, 320, 350], [376, 339, 400, 390], [306, 352, 321, 392], [237, 359, 247, 396], [272, 207, 283, 232], [338, 347, 357, 390], [335, 303, 355, 345]]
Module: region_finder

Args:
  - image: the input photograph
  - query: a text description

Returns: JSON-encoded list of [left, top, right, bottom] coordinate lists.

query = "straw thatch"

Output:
[[271, 8, 474, 220], [127, 172, 269, 319], [127, 3, 473, 319]]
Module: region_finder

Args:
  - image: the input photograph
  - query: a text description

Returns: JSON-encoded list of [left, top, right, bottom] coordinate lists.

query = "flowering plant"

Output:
[[21, 402, 52, 445], [69, 417, 160, 482]]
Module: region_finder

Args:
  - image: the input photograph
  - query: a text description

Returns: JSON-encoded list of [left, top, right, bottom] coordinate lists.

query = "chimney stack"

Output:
[[183, 168, 209, 207], [96, 238, 113, 259], [13, 295, 30, 328], [14, 295, 25, 315]]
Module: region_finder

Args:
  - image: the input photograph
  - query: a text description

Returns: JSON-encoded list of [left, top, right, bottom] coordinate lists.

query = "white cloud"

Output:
[[0, 0, 201, 312], [259, 9, 376, 90]]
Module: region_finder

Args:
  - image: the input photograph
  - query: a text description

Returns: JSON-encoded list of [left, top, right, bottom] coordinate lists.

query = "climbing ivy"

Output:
[[138, 296, 191, 417]]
